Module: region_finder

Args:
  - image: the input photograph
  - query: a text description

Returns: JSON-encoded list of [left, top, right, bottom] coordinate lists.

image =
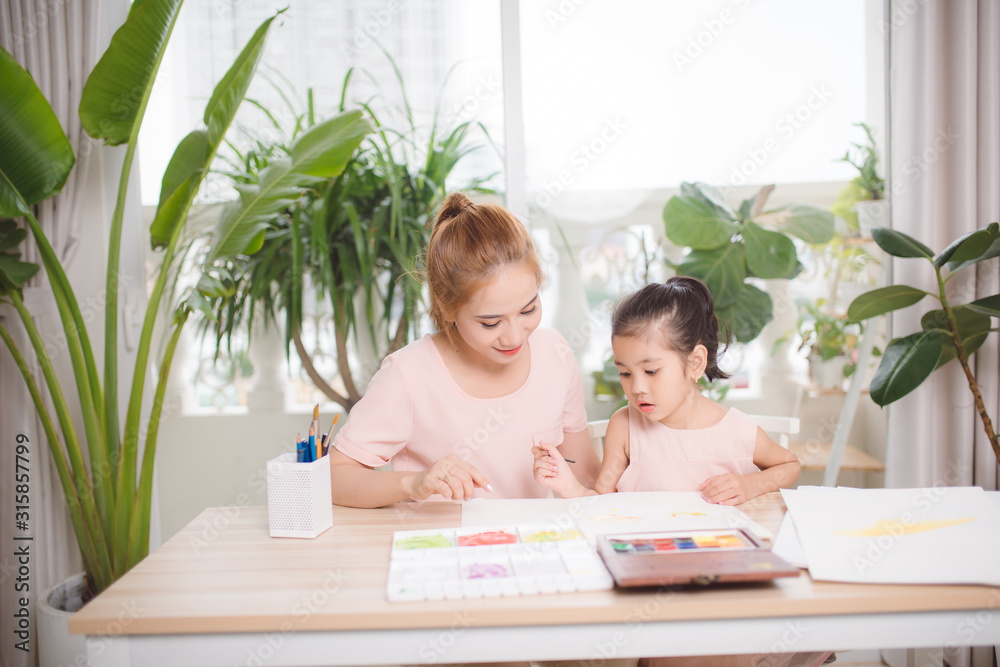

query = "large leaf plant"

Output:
[[198, 57, 496, 412], [847, 224, 1000, 464], [662, 182, 835, 342], [0, 1, 370, 597]]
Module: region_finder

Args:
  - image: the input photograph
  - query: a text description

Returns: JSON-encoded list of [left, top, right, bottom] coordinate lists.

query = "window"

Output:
[[140, 0, 885, 409], [141, 0, 505, 206]]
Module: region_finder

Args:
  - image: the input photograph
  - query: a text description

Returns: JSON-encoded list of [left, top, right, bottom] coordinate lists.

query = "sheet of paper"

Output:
[[462, 491, 773, 544], [781, 486, 1000, 586], [771, 511, 808, 569]]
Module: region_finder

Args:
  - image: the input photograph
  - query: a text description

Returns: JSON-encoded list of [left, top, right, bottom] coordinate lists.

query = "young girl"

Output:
[[328, 192, 600, 508], [533, 276, 801, 504]]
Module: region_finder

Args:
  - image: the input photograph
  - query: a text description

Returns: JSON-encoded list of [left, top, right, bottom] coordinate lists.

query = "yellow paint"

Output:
[[836, 517, 975, 537], [523, 530, 583, 542]]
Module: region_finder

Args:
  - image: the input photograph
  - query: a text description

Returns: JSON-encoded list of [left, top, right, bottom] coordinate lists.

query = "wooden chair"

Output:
[[586, 413, 799, 458]]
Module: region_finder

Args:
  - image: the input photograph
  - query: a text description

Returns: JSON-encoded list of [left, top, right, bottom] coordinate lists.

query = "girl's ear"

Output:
[[688, 344, 708, 381]]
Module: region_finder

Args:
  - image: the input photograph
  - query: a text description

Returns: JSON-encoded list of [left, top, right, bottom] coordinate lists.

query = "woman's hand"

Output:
[[532, 441, 587, 497], [407, 455, 491, 501]]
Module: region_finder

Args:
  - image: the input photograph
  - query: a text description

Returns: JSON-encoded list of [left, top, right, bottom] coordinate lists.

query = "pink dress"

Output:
[[616, 405, 760, 492], [333, 327, 588, 500]]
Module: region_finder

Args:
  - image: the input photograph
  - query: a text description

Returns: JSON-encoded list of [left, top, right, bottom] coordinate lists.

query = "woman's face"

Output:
[[453, 262, 542, 366]]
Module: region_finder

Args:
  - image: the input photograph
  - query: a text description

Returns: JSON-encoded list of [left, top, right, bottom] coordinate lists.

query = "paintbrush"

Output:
[[321, 413, 339, 457]]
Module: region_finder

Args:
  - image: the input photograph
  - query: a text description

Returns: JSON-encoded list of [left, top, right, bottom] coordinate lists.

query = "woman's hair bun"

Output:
[[437, 192, 475, 222]]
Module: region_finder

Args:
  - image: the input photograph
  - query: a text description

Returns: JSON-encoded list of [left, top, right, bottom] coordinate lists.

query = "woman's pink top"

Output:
[[333, 327, 588, 500], [616, 405, 760, 493]]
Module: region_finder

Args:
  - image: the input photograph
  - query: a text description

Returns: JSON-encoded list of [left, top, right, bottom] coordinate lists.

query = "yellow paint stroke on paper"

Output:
[[836, 517, 975, 537], [588, 509, 708, 523]]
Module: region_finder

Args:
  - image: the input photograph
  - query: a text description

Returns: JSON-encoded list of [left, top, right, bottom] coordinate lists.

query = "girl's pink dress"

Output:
[[616, 405, 761, 492], [333, 327, 588, 500]]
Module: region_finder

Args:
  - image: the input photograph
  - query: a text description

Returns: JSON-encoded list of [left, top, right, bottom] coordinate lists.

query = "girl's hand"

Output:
[[699, 473, 757, 506], [532, 441, 586, 497], [408, 455, 491, 501]]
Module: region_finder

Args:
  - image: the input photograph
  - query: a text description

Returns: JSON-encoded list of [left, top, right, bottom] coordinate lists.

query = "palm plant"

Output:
[[0, 1, 370, 597], [839, 122, 884, 201], [199, 57, 496, 411]]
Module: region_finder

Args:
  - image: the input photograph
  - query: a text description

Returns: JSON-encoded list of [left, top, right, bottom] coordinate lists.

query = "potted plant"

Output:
[[797, 299, 860, 389], [195, 59, 496, 411], [662, 181, 835, 343], [847, 224, 1000, 464], [834, 121, 886, 236], [0, 0, 370, 619]]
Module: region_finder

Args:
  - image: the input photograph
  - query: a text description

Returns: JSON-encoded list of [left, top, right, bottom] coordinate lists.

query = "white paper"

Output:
[[462, 491, 773, 544], [771, 511, 808, 569], [781, 486, 1000, 586]]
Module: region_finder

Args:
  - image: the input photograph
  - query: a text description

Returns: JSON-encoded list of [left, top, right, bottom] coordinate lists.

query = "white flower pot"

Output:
[[809, 354, 849, 390], [38, 572, 91, 667]]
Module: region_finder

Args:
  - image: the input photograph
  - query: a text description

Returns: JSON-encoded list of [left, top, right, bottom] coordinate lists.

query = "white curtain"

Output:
[[886, 0, 999, 664], [0, 2, 129, 666], [886, 0, 1000, 489]]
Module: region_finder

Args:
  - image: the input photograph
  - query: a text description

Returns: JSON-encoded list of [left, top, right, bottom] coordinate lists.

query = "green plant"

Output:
[[797, 299, 857, 362], [815, 234, 880, 306], [847, 224, 1000, 464], [662, 182, 835, 343], [198, 55, 496, 411], [839, 122, 884, 201], [0, 1, 370, 598]]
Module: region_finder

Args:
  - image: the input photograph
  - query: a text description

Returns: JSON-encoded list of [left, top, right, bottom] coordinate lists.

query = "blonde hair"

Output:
[[426, 192, 542, 347]]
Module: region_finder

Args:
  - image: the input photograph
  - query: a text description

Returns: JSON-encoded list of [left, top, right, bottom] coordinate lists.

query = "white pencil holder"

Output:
[[266, 452, 333, 538]]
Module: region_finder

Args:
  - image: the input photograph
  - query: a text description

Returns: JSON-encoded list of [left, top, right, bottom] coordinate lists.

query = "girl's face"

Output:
[[453, 262, 542, 366], [612, 334, 705, 427]]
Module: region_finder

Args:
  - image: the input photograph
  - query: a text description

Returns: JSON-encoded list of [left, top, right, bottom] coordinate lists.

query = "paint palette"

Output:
[[387, 523, 613, 601], [597, 529, 800, 587]]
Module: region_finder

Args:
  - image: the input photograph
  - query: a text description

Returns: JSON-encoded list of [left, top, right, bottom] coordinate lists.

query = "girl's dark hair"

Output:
[[426, 192, 542, 346], [611, 276, 730, 381]]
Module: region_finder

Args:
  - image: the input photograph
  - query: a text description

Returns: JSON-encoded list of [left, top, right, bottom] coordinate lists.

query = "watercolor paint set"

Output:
[[597, 528, 800, 587], [386, 523, 614, 601]]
